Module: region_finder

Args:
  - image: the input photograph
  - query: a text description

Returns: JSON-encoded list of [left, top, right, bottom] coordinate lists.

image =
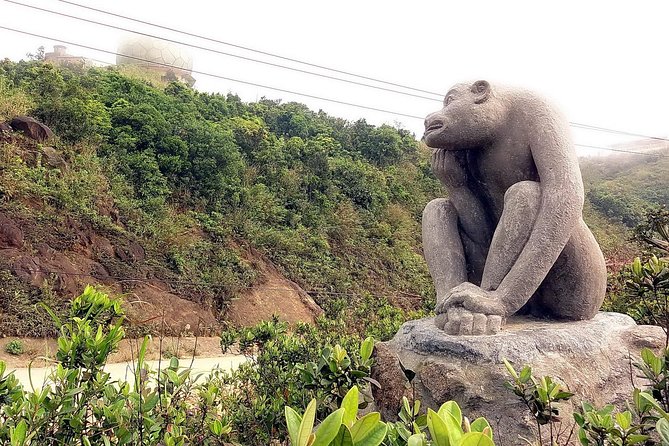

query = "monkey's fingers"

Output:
[[485, 315, 503, 334], [444, 307, 465, 335], [457, 311, 474, 335], [471, 313, 488, 335], [435, 312, 448, 330]]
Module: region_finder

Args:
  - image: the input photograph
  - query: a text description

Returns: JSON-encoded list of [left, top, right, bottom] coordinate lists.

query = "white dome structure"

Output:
[[116, 36, 195, 86]]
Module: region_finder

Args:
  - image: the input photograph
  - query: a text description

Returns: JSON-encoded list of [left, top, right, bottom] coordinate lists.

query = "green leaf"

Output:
[[360, 337, 374, 362], [639, 392, 669, 421], [341, 386, 360, 427], [470, 418, 492, 439], [10, 420, 27, 446], [626, 434, 649, 445], [313, 408, 344, 446], [299, 399, 317, 446], [407, 434, 425, 446], [438, 401, 462, 426], [350, 412, 383, 443], [286, 406, 303, 446], [641, 348, 656, 367], [331, 425, 354, 446], [503, 359, 518, 380], [615, 411, 632, 430], [427, 408, 450, 446], [352, 421, 386, 446], [577, 427, 589, 446], [458, 432, 495, 446], [210, 419, 223, 436], [657, 418, 669, 445], [350, 412, 381, 439]]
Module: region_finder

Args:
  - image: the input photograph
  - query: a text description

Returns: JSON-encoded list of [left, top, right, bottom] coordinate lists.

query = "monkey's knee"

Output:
[[423, 198, 457, 223], [503, 181, 541, 207]]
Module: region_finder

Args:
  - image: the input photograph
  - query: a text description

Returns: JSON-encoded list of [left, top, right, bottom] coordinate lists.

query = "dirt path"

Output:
[[9, 354, 248, 389], [1, 336, 249, 388], [0, 336, 228, 369]]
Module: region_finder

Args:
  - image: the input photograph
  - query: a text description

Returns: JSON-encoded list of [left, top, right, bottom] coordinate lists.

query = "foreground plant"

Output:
[[503, 359, 574, 445], [0, 286, 235, 445], [285, 387, 495, 446]]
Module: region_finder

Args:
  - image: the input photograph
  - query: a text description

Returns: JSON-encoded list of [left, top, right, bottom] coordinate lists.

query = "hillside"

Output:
[[0, 60, 664, 338], [0, 60, 440, 338]]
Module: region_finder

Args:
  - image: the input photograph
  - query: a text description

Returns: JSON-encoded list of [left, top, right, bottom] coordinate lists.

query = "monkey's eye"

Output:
[[445, 95, 455, 106]]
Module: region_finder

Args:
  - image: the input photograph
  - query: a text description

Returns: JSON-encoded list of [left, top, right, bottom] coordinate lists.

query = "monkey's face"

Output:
[[423, 80, 503, 150]]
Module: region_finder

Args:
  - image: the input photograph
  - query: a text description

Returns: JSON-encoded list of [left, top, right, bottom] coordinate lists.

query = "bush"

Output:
[[0, 286, 235, 445], [4, 340, 24, 355], [218, 317, 376, 445]]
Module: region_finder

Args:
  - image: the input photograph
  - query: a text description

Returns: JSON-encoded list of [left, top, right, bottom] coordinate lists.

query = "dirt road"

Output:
[[9, 354, 248, 389]]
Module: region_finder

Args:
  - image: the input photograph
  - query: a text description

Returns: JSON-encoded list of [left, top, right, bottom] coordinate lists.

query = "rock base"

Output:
[[371, 312, 665, 443]]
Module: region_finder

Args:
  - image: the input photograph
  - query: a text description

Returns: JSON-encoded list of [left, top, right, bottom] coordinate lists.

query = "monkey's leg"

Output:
[[480, 181, 541, 312], [535, 220, 607, 319], [422, 198, 468, 306]]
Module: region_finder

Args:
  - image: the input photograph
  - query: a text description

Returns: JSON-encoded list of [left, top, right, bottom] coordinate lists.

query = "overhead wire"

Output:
[[5, 0, 669, 146], [0, 25, 426, 120], [2, 0, 439, 101], [53, 0, 443, 97], [0, 26, 667, 157]]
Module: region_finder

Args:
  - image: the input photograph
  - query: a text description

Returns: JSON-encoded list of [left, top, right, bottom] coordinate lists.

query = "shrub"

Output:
[[0, 286, 236, 445], [4, 340, 24, 355], [0, 77, 33, 121], [218, 318, 376, 445], [284, 386, 495, 446]]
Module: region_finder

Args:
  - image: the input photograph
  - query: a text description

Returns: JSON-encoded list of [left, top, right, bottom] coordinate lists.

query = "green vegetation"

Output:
[[218, 317, 377, 444], [4, 340, 24, 355], [0, 59, 439, 336], [0, 287, 236, 445]]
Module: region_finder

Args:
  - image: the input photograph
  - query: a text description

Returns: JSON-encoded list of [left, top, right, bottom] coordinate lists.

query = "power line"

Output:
[[0, 28, 666, 158], [0, 25, 426, 120], [52, 0, 442, 96], [2, 0, 440, 102], [13, 0, 669, 146], [7, 1, 669, 146], [575, 143, 667, 157], [571, 122, 669, 143]]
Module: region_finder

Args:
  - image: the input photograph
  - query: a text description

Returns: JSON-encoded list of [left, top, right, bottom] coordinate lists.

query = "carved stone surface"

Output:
[[422, 81, 607, 334], [372, 313, 665, 443]]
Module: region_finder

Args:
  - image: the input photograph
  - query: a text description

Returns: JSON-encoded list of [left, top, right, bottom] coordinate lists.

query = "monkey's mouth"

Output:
[[424, 122, 444, 135]]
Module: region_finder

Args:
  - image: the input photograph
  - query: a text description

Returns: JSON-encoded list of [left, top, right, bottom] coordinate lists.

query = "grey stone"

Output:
[[422, 81, 607, 335], [41, 146, 67, 169], [373, 313, 665, 443]]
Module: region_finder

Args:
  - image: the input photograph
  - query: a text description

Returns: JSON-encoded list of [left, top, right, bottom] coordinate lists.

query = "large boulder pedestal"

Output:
[[372, 312, 665, 444]]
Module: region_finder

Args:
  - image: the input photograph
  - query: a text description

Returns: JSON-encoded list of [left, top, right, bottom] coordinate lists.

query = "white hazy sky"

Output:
[[1, 0, 668, 156]]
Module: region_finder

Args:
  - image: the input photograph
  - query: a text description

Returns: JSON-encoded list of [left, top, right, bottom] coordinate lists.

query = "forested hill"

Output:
[[0, 60, 441, 337], [582, 151, 669, 228], [0, 60, 664, 338]]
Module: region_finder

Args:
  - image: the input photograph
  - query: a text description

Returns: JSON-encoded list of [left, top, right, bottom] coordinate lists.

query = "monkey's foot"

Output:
[[435, 307, 503, 335]]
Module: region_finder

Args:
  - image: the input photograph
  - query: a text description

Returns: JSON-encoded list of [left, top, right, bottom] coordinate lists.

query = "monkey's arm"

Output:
[[494, 107, 584, 314]]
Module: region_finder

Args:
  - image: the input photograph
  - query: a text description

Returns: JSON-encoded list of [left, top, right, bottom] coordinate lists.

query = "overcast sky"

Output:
[[1, 0, 667, 156]]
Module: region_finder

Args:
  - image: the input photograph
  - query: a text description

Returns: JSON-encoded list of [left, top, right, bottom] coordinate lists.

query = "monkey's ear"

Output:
[[471, 80, 491, 104]]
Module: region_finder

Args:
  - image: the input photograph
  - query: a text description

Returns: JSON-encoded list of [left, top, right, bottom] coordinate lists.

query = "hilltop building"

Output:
[[44, 45, 89, 67], [116, 36, 195, 87]]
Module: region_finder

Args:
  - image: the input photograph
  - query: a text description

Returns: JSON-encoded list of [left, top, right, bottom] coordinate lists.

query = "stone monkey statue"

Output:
[[422, 80, 607, 335]]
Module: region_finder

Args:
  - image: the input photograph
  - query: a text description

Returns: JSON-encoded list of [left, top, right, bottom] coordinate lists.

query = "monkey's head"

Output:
[[423, 80, 506, 150]]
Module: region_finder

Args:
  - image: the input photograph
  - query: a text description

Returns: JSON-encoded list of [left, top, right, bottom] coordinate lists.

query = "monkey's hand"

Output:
[[435, 283, 506, 335], [430, 148, 467, 187]]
